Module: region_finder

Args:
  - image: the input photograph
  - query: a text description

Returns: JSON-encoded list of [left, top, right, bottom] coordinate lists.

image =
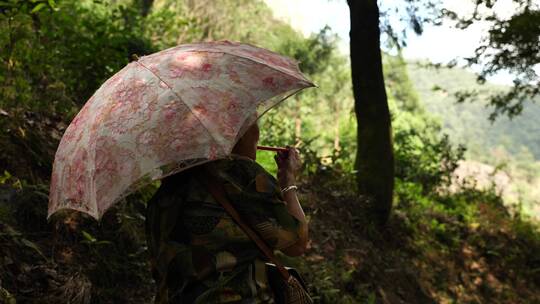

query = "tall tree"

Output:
[[347, 0, 394, 225]]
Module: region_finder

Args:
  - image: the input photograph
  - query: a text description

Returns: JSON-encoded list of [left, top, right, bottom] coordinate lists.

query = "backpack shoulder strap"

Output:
[[195, 167, 291, 281]]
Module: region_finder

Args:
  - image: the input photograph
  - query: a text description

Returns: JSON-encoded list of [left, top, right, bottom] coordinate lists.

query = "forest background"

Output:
[[0, 0, 539, 303]]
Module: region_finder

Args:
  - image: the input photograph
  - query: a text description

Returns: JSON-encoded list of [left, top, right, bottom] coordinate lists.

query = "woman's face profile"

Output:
[[233, 122, 259, 160]]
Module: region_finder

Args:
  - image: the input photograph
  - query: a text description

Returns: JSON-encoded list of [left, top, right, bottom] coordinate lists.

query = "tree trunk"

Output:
[[137, 0, 154, 17], [334, 100, 340, 151], [347, 0, 394, 225]]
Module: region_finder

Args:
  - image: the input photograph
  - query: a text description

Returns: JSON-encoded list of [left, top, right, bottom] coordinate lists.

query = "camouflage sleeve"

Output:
[[218, 159, 302, 250], [145, 173, 201, 303]]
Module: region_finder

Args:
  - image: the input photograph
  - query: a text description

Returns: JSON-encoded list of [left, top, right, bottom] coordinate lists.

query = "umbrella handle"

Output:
[[256, 145, 289, 152]]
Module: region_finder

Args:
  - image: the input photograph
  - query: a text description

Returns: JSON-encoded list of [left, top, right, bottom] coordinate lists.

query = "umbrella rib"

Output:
[[134, 61, 227, 156], [194, 49, 314, 87]]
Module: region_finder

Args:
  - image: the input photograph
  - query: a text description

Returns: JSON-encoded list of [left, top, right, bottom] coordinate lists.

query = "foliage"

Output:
[[0, 0, 354, 302], [0, 0, 539, 303], [441, 0, 540, 119], [408, 61, 540, 159], [383, 54, 467, 195], [378, 0, 443, 48], [0, 0, 153, 117], [394, 129, 465, 194], [294, 160, 540, 303], [408, 61, 540, 218], [0, 0, 57, 15]]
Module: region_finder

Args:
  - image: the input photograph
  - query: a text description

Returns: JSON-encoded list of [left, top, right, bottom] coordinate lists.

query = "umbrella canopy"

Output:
[[48, 41, 314, 220]]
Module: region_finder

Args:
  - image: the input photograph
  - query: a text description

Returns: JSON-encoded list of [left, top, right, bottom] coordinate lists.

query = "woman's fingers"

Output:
[[288, 148, 301, 173], [274, 146, 301, 172]]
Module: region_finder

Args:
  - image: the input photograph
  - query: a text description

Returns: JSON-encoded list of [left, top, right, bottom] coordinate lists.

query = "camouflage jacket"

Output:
[[146, 156, 301, 303]]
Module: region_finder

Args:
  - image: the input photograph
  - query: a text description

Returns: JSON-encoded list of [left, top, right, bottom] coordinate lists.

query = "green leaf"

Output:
[[30, 3, 46, 13], [0, 170, 12, 184], [47, 0, 56, 9], [81, 230, 96, 242], [21, 238, 47, 260]]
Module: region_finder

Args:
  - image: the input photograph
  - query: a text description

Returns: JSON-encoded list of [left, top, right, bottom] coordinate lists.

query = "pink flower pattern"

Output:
[[48, 41, 314, 219]]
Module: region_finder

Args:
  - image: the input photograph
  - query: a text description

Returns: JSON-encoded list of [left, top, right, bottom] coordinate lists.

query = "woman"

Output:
[[146, 121, 309, 303]]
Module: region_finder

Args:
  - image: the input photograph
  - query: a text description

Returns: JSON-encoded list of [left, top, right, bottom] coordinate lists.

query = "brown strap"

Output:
[[196, 168, 291, 281]]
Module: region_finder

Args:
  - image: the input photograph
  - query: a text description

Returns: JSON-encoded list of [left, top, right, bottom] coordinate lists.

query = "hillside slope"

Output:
[[407, 62, 540, 162], [2, 152, 540, 303], [407, 62, 540, 219]]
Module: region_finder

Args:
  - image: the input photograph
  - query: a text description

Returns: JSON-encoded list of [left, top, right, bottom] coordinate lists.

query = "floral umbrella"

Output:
[[48, 41, 314, 220]]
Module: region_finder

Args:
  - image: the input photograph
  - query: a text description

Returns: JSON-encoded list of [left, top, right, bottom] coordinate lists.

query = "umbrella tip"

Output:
[[131, 54, 140, 61]]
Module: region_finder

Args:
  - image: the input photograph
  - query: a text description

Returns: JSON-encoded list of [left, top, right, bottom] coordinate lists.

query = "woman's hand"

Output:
[[274, 146, 301, 188], [274, 147, 308, 256]]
